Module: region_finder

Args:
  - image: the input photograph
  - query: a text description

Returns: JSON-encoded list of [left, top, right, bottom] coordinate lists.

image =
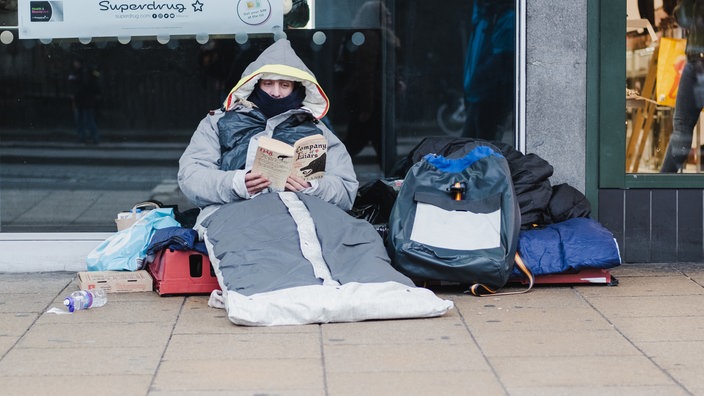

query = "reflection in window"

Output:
[[333, 0, 398, 165], [626, 0, 703, 173], [461, 0, 515, 145]]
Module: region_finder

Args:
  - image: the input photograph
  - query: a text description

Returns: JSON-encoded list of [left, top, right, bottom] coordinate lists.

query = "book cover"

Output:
[[252, 135, 327, 191]]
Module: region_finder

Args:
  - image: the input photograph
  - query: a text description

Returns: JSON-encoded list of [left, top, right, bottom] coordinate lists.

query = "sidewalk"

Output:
[[1, 263, 703, 395]]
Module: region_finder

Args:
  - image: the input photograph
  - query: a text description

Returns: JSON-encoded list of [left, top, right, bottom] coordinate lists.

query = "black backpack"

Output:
[[394, 137, 556, 229], [387, 139, 532, 295]]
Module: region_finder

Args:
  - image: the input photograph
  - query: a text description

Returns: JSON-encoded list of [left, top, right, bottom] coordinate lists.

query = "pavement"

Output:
[[3, 135, 704, 395], [1, 262, 704, 396]]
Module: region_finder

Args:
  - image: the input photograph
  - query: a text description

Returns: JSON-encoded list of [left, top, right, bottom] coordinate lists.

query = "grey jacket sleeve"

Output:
[[304, 125, 359, 211], [178, 112, 249, 207]]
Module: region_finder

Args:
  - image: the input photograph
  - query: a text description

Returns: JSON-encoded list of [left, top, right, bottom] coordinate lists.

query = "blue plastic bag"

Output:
[[86, 208, 181, 271]]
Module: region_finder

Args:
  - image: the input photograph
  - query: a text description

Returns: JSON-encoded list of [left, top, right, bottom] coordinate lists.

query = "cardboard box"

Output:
[[114, 212, 140, 231], [115, 201, 161, 231], [78, 270, 153, 293]]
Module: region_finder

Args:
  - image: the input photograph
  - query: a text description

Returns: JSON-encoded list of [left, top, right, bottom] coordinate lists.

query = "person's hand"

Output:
[[285, 175, 311, 192], [245, 172, 271, 195]]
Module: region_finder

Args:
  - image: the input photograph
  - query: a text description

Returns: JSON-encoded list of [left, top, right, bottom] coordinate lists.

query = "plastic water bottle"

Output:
[[63, 289, 108, 312]]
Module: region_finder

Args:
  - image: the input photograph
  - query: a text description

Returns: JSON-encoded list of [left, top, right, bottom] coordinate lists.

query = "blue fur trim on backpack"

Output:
[[423, 145, 504, 173]]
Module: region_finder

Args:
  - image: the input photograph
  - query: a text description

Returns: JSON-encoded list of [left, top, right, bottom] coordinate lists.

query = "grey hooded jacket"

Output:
[[178, 39, 358, 216]]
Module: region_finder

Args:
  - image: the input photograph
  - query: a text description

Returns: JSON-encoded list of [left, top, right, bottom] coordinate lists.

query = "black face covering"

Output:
[[248, 83, 306, 118]]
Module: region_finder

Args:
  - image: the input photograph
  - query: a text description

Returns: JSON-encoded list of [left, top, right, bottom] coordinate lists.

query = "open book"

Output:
[[251, 135, 327, 191]]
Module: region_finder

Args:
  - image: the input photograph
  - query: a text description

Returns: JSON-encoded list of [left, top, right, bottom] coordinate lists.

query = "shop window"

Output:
[[0, 0, 518, 232], [625, 0, 704, 174]]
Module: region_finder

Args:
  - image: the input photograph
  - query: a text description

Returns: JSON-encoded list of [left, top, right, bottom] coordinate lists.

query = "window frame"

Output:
[[594, 0, 704, 189]]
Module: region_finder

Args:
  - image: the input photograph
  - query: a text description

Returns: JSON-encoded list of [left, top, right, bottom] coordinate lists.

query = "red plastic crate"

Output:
[[148, 249, 220, 295]]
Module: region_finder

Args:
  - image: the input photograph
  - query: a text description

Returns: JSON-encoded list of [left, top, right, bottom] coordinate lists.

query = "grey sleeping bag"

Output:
[[202, 192, 453, 326]]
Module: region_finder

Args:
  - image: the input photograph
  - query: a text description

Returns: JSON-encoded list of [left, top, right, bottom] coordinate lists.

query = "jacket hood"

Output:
[[223, 39, 330, 119]]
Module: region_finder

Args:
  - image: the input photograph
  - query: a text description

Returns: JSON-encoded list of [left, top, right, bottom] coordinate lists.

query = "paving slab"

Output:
[[638, 341, 704, 393], [0, 272, 74, 294], [506, 384, 690, 396], [163, 332, 322, 361], [607, 316, 704, 342], [149, 390, 321, 396], [16, 321, 174, 348], [491, 355, 676, 388], [449, 287, 594, 311], [475, 328, 640, 358], [323, 342, 489, 373], [611, 263, 684, 276], [171, 296, 232, 334], [326, 369, 504, 396], [577, 275, 704, 297], [460, 305, 614, 333], [0, 375, 153, 396], [149, 391, 316, 396], [0, 336, 17, 357], [0, 346, 164, 376], [0, 312, 39, 336], [640, 340, 704, 370], [321, 315, 470, 345], [585, 294, 704, 318], [152, 358, 325, 394], [665, 368, 704, 396], [0, 293, 60, 314]]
